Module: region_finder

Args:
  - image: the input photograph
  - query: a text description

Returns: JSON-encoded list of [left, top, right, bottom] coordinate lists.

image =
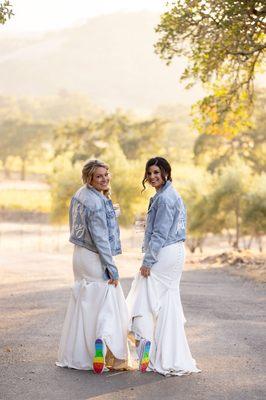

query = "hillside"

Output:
[[0, 11, 203, 112]]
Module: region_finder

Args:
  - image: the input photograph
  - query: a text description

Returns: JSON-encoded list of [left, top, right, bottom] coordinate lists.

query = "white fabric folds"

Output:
[[127, 242, 201, 376], [56, 245, 129, 370]]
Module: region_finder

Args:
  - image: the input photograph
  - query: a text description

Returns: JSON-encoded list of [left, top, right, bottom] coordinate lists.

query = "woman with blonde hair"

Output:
[[56, 159, 129, 373], [127, 157, 200, 376]]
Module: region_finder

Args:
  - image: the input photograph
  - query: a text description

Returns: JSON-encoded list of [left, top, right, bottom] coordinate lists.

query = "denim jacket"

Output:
[[69, 185, 121, 280], [142, 180, 186, 268]]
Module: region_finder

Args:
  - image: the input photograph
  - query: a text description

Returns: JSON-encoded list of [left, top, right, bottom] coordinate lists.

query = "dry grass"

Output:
[[200, 250, 266, 283], [0, 189, 51, 213]]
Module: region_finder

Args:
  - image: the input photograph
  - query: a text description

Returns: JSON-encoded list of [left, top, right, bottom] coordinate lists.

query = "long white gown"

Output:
[[56, 245, 129, 370], [127, 242, 200, 376]]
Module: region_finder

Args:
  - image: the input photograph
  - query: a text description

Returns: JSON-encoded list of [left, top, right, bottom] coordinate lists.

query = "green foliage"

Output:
[[243, 174, 266, 236], [208, 162, 252, 248], [180, 161, 266, 251], [155, 0, 266, 137], [0, 92, 103, 178], [0, 1, 13, 24], [153, 103, 196, 162], [1, 91, 264, 249], [49, 142, 150, 226], [193, 92, 266, 173], [54, 111, 168, 163], [102, 141, 150, 225], [49, 160, 81, 224], [181, 169, 221, 251], [54, 119, 100, 163], [111, 115, 167, 160], [0, 117, 52, 179], [50, 110, 170, 224]]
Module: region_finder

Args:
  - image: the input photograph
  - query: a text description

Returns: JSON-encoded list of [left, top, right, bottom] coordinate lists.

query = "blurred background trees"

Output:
[[0, 89, 265, 250], [0, 3, 265, 252]]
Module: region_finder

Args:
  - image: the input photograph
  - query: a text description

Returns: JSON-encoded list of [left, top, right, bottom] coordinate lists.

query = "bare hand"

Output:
[[108, 279, 119, 287], [140, 266, 150, 278]]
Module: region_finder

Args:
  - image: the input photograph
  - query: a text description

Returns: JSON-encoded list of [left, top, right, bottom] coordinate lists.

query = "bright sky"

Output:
[[2, 0, 167, 33]]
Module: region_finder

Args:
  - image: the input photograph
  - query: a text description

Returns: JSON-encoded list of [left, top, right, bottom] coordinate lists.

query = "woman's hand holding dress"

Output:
[[140, 266, 150, 278], [108, 279, 119, 287]]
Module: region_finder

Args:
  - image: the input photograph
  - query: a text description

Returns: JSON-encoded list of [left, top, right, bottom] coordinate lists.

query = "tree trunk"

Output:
[[247, 235, 253, 249], [4, 164, 10, 178], [199, 237, 204, 253], [234, 201, 240, 250], [20, 157, 26, 181], [256, 235, 263, 252], [226, 230, 233, 245], [187, 237, 204, 253]]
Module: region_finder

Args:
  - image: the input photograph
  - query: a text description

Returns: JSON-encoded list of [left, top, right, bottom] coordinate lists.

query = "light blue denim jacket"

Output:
[[142, 180, 186, 268], [69, 185, 121, 280]]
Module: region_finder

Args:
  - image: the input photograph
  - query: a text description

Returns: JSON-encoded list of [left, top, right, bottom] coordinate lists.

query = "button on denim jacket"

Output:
[[69, 185, 121, 280], [142, 180, 186, 268]]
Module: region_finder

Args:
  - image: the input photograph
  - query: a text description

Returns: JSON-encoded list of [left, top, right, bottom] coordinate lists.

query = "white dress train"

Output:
[[56, 245, 129, 370], [127, 242, 200, 376]]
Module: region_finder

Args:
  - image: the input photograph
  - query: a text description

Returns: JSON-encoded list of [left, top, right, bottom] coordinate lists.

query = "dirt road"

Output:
[[0, 247, 265, 400]]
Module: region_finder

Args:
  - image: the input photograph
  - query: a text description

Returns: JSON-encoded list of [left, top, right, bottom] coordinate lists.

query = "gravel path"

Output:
[[0, 249, 265, 400]]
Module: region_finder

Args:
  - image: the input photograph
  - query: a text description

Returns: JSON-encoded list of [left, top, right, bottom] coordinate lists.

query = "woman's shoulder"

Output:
[[73, 186, 103, 211], [159, 184, 184, 207]]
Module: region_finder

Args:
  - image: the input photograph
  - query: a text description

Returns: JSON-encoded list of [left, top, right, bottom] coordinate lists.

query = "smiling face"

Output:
[[146, 164, 165, 191], [89, 167, 110, 192]]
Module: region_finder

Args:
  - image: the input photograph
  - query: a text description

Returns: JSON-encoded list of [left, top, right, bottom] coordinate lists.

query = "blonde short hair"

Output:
[[82, 159, 111, 198], [82, 159, 109, 184]]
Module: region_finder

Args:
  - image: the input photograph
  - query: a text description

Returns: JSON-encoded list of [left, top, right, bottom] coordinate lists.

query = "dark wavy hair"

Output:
[[142, 157, 172, 191]]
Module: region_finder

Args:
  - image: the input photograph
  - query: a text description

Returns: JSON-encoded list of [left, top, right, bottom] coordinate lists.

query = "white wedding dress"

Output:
[[127, 242, 200, 376], [56, 245, 129, 370]]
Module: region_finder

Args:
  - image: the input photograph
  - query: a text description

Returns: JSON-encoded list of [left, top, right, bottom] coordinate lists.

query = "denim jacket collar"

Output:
[[149, 180, 172, 209], [154, 180, 171, 197], [86, 185, 109, 203]]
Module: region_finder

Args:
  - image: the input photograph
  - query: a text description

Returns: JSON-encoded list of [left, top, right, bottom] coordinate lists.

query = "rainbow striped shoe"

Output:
[[93, 338, 105, 374], [139, 339, 151, 373]]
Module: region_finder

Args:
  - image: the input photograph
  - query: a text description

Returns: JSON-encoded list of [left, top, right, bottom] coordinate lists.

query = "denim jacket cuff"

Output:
[[112, 271, 119, 280], [141, 262, 152, 269], [107, 266, 119, 280]]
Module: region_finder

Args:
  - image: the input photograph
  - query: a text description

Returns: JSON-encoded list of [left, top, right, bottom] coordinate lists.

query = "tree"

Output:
[[97, 113, 167, 160], [54, 111, 168, 165], [0, 1, 13, 24], [193, 92, 266, 173], [0, 117, 52, 179], [181, 171, 224, 252], [102, 140, 149, 225], [0, 119, 15, 177], [153, 103, 195, 162], [155, 1, 266, 137], [50, 161, 81, 223], [53, 119, 102, 164], [210, 162, 252, 249], [242, 175, 266, 251]]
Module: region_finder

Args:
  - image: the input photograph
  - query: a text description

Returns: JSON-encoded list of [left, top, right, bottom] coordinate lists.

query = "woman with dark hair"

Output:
[[127, 157, 200, 376], [56, 159, 130, 373]]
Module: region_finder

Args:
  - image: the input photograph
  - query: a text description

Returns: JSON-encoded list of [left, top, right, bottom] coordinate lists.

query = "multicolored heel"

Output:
[[139, 340, 151, 373], [93, 338, 105, 374]]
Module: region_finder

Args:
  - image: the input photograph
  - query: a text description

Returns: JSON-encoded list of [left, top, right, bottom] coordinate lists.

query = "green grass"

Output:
[[0, 189, 52, 213]]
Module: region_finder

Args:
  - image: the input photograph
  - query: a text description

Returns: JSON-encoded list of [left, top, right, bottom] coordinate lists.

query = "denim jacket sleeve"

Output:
[[142, 198, 176, 268], [87, 208, 119, 280]]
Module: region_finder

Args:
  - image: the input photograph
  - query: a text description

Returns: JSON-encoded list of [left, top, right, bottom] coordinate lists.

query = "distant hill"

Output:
[[0, 11, 203, 112]]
